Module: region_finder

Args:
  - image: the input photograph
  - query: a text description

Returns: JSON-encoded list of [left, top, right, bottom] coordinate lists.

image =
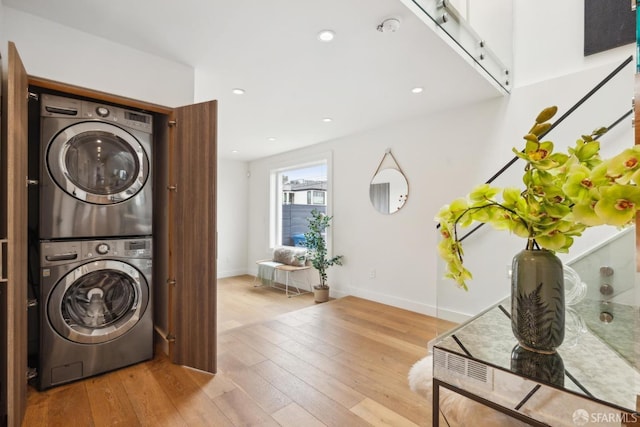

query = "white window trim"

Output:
[[267, 151, 333, 251]]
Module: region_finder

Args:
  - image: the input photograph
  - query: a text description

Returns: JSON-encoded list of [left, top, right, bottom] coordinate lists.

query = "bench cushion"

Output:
[[273, 246, 307, 267]]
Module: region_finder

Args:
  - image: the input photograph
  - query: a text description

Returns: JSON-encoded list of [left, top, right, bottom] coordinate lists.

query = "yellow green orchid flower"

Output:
[[435, 106, 640, 290]]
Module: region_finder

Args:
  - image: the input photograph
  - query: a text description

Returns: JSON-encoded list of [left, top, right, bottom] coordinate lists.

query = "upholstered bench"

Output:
[[254, 246, 311, 297]]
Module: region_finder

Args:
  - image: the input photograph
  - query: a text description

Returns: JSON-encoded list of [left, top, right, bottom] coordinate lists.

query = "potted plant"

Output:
[[435, 106, 640, 352], [304, 209, 344, 303]]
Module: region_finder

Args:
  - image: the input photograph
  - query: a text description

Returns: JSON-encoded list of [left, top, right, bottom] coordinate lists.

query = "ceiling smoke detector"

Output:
[[377, 18, 401, 33]]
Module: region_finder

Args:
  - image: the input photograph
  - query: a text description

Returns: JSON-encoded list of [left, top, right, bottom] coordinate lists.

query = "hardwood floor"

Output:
[[24, 275, 452, 426], [218, 275, 318, 333]]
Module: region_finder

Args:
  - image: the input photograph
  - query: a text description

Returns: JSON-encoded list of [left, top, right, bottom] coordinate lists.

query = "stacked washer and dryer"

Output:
[[37, 94, 154, 389]]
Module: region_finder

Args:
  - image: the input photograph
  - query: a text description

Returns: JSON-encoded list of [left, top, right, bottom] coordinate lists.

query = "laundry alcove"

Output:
[[1, 41, 218, 427]]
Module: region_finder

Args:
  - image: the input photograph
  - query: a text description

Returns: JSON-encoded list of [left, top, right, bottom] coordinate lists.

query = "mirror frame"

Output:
[[369, 150, 409, 215]]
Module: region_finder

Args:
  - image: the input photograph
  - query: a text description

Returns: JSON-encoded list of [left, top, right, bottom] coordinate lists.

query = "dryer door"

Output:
[[48, 260, 149, 344], [46, 121, 149, 205]]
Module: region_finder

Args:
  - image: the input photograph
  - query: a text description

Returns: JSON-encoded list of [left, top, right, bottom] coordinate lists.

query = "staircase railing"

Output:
[[404, 0, 512, 93], [436, 55, 634, 244]]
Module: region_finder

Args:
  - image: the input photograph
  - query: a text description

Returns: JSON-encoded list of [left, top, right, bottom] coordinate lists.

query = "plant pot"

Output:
[[511, 248, 565, 354], [313, 286, 330, 303]]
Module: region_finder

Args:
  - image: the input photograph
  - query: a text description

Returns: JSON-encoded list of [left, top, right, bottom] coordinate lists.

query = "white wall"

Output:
[[246, 1, 636, 318], [247, 105, 496, 314], [436, 59, 634, 321], [433, 0, 638, 320], [217, 159, 250, 278], [194, 68, 252, 279], [12, 0, 630, 318], [514, 0, 635, 87], [466, 0, 514, 72], [1, 7, 251, 282], [2, 7, 194, 107]]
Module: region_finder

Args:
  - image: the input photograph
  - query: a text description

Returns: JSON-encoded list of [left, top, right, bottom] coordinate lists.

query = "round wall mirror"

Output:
[[369, 168, 408, 214]]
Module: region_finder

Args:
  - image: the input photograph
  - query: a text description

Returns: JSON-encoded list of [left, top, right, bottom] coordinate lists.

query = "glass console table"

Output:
[[430, 298, 640, 426]]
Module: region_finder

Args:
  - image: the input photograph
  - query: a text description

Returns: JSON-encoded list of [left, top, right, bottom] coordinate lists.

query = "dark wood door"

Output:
[[168, 101, 217, 373], [2, 41, 29, 427]]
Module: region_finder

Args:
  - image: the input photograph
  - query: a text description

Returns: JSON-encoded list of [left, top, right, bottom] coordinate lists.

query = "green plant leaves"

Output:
[[435, 106, 637, 290], [303, 209, 343, 288]]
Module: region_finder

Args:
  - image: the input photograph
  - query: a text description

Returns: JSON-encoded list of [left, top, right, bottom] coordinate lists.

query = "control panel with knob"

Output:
[[96, 243, 110, 255], [95, 106, 110, 117], [78, 238, 151, 260]]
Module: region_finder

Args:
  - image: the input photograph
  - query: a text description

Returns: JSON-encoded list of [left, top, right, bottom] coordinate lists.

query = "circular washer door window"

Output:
[[48, 260, 149, 344], [47, 121, 149, 205]]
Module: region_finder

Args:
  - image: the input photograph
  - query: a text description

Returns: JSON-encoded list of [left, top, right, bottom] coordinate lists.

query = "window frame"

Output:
[[268, 153, 333, 250]]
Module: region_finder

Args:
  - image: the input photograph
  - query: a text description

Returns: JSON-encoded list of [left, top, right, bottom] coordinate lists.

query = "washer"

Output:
[[39, 237, 153, 390], [40, 94, 153, 239]]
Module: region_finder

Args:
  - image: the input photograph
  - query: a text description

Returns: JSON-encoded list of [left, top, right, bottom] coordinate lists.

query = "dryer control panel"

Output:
[[41, 238, 152, 266], [82, 238, 152, 259], [40, 93, 153, 134], [83, 100, 153, 133]]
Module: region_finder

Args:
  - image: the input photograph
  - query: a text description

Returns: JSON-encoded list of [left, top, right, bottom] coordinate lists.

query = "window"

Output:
[[270, 160, 329, 248], [307, 190, 326, 205], [283, 192, 294, 205], [313, 191, 326, 205]]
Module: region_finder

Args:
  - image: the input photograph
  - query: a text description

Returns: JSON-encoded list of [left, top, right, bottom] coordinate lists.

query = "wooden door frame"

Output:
[[3, 41, 29, 427]]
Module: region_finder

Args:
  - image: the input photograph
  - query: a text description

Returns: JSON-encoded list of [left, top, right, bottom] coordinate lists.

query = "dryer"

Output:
[[40, 94, 153, 239], [39, 237, 153, 390]]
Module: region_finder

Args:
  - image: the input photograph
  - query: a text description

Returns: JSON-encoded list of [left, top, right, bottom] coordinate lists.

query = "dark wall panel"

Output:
[[584, 0, 636, 56]]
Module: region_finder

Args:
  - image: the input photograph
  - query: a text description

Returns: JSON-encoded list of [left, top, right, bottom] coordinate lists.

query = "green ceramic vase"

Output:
[[511, 248, 565, 354]]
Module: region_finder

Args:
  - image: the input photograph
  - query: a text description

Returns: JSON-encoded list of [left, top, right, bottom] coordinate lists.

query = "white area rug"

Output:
[[408, 355, 529, 426]]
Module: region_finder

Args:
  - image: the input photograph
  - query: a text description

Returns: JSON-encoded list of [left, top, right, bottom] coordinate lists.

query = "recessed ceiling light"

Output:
[[322, 117, 333, 122], [267, 137, 277, 142], [317, 30, 335, 42], [232, 88, 245, 95], [231, 150, 239, 154], [411, 87, 424, 94]]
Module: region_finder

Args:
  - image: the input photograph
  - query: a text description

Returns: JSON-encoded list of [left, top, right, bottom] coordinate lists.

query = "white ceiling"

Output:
[[4, 0, 503, 161]]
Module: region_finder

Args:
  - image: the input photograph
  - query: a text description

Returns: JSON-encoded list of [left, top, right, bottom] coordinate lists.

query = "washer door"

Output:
[[47, 121, 149, 205], [48, 260, 149, 344]]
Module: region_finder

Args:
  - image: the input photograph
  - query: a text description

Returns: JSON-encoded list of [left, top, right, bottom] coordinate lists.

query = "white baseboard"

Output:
[[217, 268, 248, 279], [433, 307, 472, 324], [331, 286, 438, 317]]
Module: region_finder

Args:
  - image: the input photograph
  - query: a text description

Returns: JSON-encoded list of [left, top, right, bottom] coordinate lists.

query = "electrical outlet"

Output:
[[369, 269, 376, 279]]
